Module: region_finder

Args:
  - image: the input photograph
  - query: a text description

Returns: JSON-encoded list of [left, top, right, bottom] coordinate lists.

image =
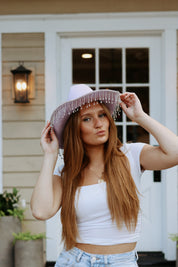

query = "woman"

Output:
[[31, 84, 178, 267]]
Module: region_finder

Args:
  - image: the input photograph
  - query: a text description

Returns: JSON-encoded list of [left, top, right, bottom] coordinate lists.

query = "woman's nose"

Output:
[[94, 117, 102, 128]]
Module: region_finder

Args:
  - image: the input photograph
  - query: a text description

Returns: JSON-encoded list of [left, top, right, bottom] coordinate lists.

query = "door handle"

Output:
[[153, 170, 161, 182]]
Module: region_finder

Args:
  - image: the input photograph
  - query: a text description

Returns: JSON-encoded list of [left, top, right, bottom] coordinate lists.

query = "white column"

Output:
[[162, 29, 178, 260], [45, 31, 64, 262], [45, 31, 58, 120], [0, 33, 3, 193]]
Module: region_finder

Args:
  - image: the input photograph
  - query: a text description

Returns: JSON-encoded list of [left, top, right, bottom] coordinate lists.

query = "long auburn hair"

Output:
[[61, 103, 140, 250]]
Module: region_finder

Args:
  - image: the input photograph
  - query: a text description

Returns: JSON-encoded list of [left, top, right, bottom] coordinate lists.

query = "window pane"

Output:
[[126, 48, 149, 83], [117, 126, 123, 143], [72, 49, 95, 83], [99, 87, 122, 122], [99, 49, 122, 83], [126, 87, 149, 121], [127, 126, 149, 143]]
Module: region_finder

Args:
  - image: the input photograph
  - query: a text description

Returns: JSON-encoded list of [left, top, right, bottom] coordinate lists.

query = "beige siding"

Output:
[[2, 33, 45, 250], [1, 0, 178, 15]]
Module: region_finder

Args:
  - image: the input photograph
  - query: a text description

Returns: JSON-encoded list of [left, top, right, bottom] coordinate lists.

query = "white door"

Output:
[[45, 35, 163, 258], [59, 35, 162, 252]]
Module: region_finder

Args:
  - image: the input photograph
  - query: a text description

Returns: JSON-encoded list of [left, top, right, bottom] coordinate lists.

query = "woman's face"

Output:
[[80, 102, 110, 147]]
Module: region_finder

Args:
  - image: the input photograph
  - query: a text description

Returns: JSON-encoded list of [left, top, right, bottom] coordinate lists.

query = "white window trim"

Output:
[[0, 11, 177, 260]]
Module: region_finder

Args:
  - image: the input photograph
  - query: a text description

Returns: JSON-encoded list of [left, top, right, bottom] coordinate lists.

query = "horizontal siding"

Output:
[[2, 47, 44, 61], [1, 0, 178, 15], [2, 33, 44, 48], [3, 156, 43, 172], [3, 106, 45, 121], [2, 75, 44, 91], [24, 204, 36, 220], [2, 61, 44, 76], [3, 172, 39, 187], [3, 121, 44, 138], [22, 220, 46, 234], [2, 33, 46, 244], [3, 139, 42, 156], [3, 89, 44, 105]]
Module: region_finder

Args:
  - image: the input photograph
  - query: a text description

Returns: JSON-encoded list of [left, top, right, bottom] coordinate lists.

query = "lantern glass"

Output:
[[11, 65, 31, 103]]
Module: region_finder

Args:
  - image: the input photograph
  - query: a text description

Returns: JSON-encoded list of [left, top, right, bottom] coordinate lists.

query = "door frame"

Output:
[[45, 30, 177, 261]]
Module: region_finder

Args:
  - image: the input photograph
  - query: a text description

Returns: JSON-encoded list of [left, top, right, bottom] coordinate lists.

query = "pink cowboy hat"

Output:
[[50, 84, 121, 148]]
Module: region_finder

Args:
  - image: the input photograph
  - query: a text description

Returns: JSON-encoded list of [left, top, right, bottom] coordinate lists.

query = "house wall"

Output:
[[1, 0, 178, 15], [2, 33, 45, 235]]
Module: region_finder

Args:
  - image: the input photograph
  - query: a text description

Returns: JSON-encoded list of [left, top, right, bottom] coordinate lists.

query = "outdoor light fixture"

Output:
[[11, 64, 32, 103]]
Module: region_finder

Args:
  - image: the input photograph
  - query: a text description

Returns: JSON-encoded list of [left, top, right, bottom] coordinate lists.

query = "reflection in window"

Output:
[[126, 48, 149, 83], [99, 87, 122, 122], [127, 126, 149, 143], [72, 46, 150, 146], [99, 49, 122, 83], [72, 49, 95, 84]]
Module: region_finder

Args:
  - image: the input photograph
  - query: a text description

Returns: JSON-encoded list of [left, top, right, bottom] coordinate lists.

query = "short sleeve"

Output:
[[53, 163, 64, 176], [126, 142, 146, 176], [121, 142, 146, 187], [53, 156, 64, 176]]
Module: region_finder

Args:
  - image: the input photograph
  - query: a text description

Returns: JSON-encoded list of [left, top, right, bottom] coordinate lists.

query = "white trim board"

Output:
[[0, 12, 178, 33]]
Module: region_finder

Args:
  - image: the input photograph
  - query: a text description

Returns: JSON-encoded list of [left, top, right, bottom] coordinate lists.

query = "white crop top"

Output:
[[54, 142, 145, 245]]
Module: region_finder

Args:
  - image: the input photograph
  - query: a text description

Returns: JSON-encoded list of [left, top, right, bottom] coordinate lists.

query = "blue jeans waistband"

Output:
[[68, 247, 138, 264]]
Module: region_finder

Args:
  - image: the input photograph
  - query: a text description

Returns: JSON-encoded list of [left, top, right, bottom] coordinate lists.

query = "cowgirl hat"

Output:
[[50, 84, 121, 148]]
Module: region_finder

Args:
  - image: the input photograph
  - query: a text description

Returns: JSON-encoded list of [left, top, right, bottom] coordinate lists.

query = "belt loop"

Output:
[[104, 255, 108, 264], [76, 251, 83, 262]]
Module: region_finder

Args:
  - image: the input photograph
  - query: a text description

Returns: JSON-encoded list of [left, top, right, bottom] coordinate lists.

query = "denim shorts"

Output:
[[55, 247, 138, 267]]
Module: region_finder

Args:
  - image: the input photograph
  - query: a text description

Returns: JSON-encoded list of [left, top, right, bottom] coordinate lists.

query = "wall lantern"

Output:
[[11, 64, 32, 103]]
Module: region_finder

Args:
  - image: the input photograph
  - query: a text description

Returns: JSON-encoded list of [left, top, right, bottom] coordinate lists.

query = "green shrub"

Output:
[[13, 231, 46, 244], [0, 188, 25, 221], [169, 234, 178, 247]]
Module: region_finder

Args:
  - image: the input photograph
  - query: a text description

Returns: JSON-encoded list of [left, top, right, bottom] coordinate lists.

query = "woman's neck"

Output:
[[85, 145, 104, 168]]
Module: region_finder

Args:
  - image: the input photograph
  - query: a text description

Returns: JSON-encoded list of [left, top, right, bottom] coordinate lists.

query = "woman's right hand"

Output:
[[40, 121, 59, 155]]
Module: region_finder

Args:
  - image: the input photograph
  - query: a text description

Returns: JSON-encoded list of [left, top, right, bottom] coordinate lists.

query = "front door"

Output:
[[59, 35, 162, 252]]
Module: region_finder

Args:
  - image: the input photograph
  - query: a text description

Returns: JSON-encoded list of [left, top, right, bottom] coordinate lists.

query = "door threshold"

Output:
[[138, 251, 175, 266]]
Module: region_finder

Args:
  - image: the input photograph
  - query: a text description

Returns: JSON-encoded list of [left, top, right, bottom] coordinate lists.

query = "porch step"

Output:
[[138, 252, 175, 266]]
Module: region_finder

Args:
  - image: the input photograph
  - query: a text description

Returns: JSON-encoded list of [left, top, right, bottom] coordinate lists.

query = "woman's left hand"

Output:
[[120, 92, 145, 121]]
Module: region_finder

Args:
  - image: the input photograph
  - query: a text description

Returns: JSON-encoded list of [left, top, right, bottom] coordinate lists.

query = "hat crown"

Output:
[[68, 84, 93, 101]]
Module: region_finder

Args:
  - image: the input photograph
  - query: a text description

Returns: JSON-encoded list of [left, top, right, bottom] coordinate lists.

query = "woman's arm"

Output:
[[120, 92, 178, 170], [30, 121, 62, 220]]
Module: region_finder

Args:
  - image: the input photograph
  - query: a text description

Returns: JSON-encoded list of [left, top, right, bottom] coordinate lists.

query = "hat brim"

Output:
[[50, 89, 120, 149]]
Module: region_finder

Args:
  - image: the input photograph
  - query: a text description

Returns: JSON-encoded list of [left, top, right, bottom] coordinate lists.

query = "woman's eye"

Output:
[[99, 113, 106, 118], [83, 117, 90, 122]]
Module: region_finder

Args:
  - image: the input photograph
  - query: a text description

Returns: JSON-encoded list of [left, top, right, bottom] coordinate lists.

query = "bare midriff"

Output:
[[75, 242, 137, 255]]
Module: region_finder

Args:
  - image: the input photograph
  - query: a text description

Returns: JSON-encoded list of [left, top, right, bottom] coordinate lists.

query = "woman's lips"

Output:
[[96, 130, 106, 136]]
